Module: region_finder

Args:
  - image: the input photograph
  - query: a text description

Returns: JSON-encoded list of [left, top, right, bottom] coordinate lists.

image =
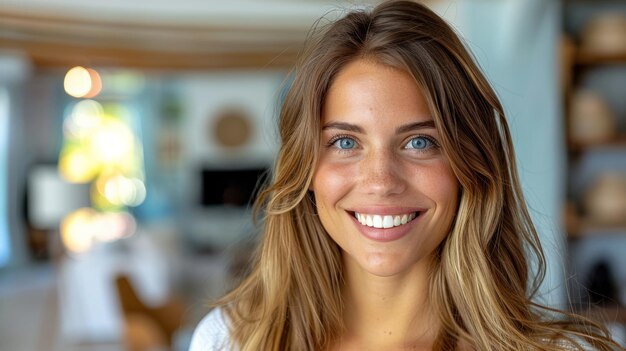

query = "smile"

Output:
[[354, 212, 419, 229]]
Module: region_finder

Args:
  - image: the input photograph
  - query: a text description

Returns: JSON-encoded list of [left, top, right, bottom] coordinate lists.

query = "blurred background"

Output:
[[0, 0, 625, 350]]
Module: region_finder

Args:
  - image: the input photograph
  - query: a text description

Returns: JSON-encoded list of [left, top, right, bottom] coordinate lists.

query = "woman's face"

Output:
[[311, 60, 459, 278]]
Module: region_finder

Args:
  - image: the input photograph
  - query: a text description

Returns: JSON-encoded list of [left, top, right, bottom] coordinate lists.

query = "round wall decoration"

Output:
[[211, 108, 253, 148]]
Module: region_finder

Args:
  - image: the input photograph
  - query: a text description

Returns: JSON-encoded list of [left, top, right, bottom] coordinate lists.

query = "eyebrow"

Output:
[[322, 120, 435, 134], [396, 120, 436, 134], [321, 122, 364, 133]]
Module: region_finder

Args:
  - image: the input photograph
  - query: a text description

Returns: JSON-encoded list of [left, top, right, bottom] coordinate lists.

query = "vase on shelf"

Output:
[[583, 172, 626, 226], [569, 90, 617, 145], [581, 13, 626, 56]]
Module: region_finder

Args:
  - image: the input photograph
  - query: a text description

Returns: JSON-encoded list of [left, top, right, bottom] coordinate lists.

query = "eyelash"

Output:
[[326, 134, 357, 152], [325, 134, 440, 152], [405, 135, 440, 150]]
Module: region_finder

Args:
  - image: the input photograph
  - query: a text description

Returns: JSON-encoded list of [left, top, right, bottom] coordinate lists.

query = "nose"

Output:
[[358, 148, 407, 197]]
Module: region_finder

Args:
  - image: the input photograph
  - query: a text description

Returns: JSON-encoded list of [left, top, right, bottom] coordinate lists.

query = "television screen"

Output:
[[200, 168, 269, 207]]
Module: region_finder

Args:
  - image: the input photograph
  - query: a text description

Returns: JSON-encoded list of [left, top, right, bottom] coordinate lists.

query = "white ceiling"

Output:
[[0, 0, 381, 28], [0, 0, 448, 69]]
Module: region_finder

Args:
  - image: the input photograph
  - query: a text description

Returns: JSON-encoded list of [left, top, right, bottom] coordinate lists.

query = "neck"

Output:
[[338, 255, 440, 350]]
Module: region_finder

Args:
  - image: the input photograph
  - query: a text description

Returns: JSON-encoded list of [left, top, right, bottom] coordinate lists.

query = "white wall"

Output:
[[180, 70, 284, 168]]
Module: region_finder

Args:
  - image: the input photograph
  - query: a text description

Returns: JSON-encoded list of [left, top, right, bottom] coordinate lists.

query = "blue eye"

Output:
[[333, 137, 357, 150], [405, 136, 434, 150]]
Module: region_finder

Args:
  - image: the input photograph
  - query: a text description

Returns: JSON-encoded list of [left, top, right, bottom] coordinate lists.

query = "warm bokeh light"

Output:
[[60, 207, 95, 254], [63, 66, 103, 99], [92, 177, 122, 211], [92, 212, 136, 242], [129, 178, 147, 206], [89, 119, 135, 164], [63, 100, 104, 139], [84, 68, 102, 98], [103, 174, 133, 206], [59, 97, 146, 216], [64, 66, 92, 98], [60, 208, 137, 253], [72, 100, 103, 129], [58, 147, 100, 183], [93, 173, 146, 209]]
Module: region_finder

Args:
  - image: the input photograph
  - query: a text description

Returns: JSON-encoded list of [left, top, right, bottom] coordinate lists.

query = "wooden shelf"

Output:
[[568, 223, 626, 239], [575, 50, 626, 66], [562, 5, 626, 331], [565, 206, 626, 238], [568, 135, 626, 155]]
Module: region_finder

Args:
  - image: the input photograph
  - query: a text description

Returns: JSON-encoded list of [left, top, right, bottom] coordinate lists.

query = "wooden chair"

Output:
[[115, 275, 185, 351]]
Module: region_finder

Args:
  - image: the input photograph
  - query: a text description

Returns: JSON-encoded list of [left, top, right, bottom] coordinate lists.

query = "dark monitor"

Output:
[[200, 168, 269, 207]]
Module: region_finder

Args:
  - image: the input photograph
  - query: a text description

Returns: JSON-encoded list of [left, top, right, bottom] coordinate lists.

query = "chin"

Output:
[[352, 251, 427, 278]]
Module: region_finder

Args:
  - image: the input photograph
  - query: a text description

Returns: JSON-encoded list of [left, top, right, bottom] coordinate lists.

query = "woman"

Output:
[[190, 1, 624, 350]]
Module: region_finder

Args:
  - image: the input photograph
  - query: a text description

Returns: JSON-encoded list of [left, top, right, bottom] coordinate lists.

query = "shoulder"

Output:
[[188, 308, 233, 351]]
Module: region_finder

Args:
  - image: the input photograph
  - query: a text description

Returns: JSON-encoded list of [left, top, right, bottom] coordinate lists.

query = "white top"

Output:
[[188, 308, 233, 351], [188, 308, 592, 350]]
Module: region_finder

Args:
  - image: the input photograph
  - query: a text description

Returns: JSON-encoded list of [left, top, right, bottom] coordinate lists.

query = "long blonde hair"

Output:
[[216, 1, 624, 350]]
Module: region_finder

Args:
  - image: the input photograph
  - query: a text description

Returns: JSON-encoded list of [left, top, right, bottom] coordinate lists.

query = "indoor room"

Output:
[[1, 0, 625, 350]]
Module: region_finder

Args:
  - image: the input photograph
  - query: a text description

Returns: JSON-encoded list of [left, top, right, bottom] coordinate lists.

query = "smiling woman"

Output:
[[189, 1, 625, 350], [313, 60, 459, 284]]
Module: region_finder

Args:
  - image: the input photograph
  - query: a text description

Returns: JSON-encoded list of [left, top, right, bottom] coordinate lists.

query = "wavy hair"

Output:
[[216, 1, 624, 350]]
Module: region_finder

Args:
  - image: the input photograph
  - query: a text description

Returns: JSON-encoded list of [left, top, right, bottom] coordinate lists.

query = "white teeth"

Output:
[[393, 216, 402, 226], [372, 215, 383, 228], [382, 215, 394, 228], [354, 212, 419, 229]]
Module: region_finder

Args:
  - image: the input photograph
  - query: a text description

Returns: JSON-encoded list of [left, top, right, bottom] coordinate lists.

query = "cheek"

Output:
[[312, 161, 355, 203], [427, 164, 459, 213], [406, 161, 458, 209], [312, 162, 354, 245]]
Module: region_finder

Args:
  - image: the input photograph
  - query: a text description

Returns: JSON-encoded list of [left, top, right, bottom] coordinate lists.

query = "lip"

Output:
[[346, 206, 425, 242]]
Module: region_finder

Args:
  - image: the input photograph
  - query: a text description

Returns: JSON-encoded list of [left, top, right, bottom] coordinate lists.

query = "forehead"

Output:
[[322, 60, 433, 126]]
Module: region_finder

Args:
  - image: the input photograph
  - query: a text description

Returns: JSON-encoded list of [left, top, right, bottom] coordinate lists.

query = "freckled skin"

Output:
[[312, 60, 459, 279]]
